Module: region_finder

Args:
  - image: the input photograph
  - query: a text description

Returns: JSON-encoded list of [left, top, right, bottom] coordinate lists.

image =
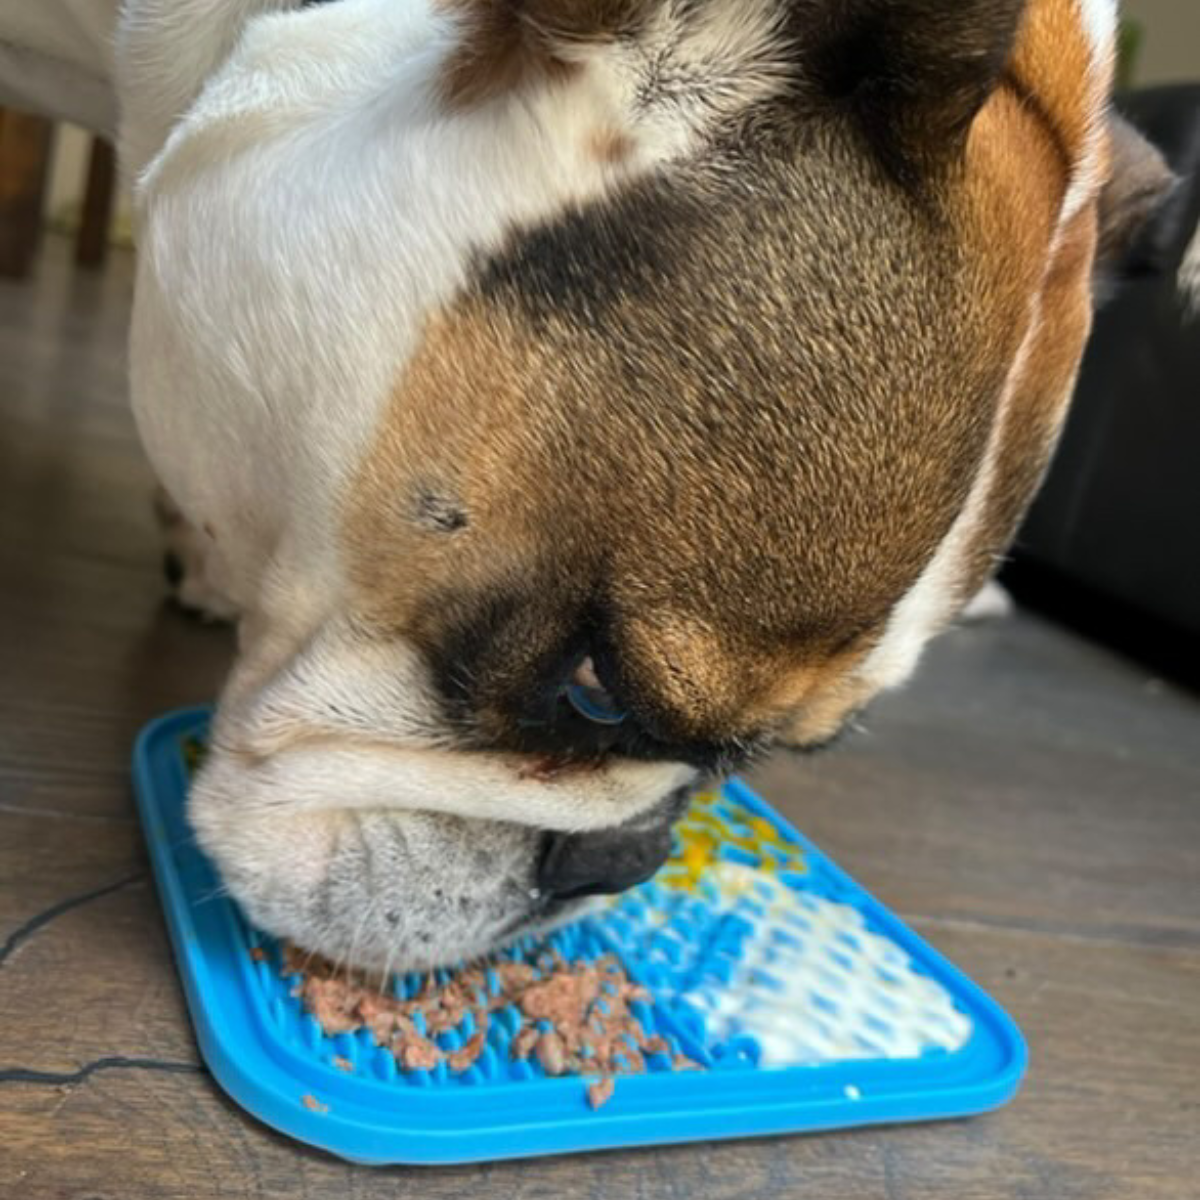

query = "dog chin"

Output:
[[187, 753, 563, 975]]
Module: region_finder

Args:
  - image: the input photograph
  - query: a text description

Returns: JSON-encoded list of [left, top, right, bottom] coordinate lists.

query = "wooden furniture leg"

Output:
[[0, 108, 55, 279], [76, 136, 117, 269]]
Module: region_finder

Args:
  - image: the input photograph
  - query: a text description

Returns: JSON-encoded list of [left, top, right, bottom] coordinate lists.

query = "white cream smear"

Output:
[[608, 864, 973, 1068]]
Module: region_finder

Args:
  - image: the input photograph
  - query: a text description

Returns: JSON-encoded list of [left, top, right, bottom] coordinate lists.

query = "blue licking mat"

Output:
[[133, 707, 1025, 1165]]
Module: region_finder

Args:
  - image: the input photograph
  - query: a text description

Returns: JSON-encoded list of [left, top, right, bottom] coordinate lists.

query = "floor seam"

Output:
[[0, 872, 148, 968], [0, 1056, 204, 1087]]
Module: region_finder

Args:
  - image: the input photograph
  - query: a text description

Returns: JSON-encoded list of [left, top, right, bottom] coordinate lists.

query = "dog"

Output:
[[2, 0, 1173, 974]]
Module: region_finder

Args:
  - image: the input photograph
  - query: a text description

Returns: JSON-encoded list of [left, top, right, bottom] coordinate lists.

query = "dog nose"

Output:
[[536, 823, 674, 901]]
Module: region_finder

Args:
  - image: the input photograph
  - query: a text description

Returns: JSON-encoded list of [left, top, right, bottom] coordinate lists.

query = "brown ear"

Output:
[[505, 0, 649, 40], [806, 0, 1027, 189], [1097, 113, 1178, 266]]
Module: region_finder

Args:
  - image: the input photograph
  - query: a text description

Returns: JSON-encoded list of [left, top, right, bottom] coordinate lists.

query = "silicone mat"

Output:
[[133, 707, 1025, 1164]]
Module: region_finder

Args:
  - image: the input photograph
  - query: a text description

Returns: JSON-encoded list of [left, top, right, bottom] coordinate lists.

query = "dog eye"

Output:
[[563, 658, 626, 726]]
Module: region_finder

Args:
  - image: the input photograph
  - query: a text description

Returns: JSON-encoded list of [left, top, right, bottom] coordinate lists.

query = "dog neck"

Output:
[[118, 2, 305, 175]]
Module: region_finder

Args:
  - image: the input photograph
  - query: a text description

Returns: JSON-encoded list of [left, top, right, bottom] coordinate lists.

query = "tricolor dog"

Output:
[[1, 0, 1172, 973]]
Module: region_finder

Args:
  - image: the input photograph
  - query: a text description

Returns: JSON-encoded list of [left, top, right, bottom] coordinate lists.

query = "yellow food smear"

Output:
[[659, 792, 807, 892]]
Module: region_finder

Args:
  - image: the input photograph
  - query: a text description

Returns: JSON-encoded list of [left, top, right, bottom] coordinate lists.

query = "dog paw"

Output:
[[959, 579, 1014, 623], [153, 487, 241, 623]]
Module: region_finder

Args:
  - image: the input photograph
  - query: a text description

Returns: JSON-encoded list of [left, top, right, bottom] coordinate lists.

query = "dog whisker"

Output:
[[193, 882, 233, 907]]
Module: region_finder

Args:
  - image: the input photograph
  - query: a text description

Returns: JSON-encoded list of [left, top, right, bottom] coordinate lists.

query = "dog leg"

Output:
[[153, 485, 240, 623]]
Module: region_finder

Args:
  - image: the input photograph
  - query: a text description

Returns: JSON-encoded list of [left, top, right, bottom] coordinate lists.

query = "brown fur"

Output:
[[1008, 0, 1102, 166], [952, 1, 1168, 599], [588, 128, 635, 167], [347, 124, 1005, 750], [345, 0, 1148, 763], [942, 48, 1085, 604]]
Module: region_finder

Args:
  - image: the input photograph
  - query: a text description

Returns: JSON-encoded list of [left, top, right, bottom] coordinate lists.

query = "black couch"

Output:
[[1004, 85, 1200, 687]]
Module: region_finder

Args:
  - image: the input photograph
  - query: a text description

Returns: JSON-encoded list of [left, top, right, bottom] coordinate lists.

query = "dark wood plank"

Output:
[[0, 243, 232, 823], [750, 618, 1200, 946], [0, 109, 54, 279]]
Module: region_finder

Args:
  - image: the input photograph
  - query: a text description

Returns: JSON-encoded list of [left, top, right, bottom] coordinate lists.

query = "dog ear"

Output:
[[441, 0, 650, 108], [1096, 113, 1178, 269], [805, 0, 1027, 188], [502, 0, 650, 41]]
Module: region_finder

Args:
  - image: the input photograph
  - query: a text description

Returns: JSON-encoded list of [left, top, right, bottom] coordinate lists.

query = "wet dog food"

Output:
[[281, 943, 701, 1108]]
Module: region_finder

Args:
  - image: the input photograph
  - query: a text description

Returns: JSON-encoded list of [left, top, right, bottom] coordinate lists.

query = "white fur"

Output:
[[959, 579, 1015, 623], [1180, 218, 1200, 317], [1077, 0, 1119, 59], [116, 1, 296, 178], [213, 619, 692, 832], [198, 738, 690, 834], [1059, 0, 1119, 229]]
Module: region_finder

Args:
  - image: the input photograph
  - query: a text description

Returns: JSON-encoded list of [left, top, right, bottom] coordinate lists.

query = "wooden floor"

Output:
[[2, 240, 1198, 1199]]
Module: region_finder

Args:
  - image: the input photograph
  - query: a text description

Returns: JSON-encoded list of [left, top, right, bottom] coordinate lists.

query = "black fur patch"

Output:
[[413, 487, 470, 534], [420, 581, 764, 773], [474, 176, 701, 326], [800, 0, 1027, 189]]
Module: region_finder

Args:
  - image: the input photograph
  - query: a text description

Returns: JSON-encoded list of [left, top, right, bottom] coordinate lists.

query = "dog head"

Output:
[[126, 0, 1169, 970]]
